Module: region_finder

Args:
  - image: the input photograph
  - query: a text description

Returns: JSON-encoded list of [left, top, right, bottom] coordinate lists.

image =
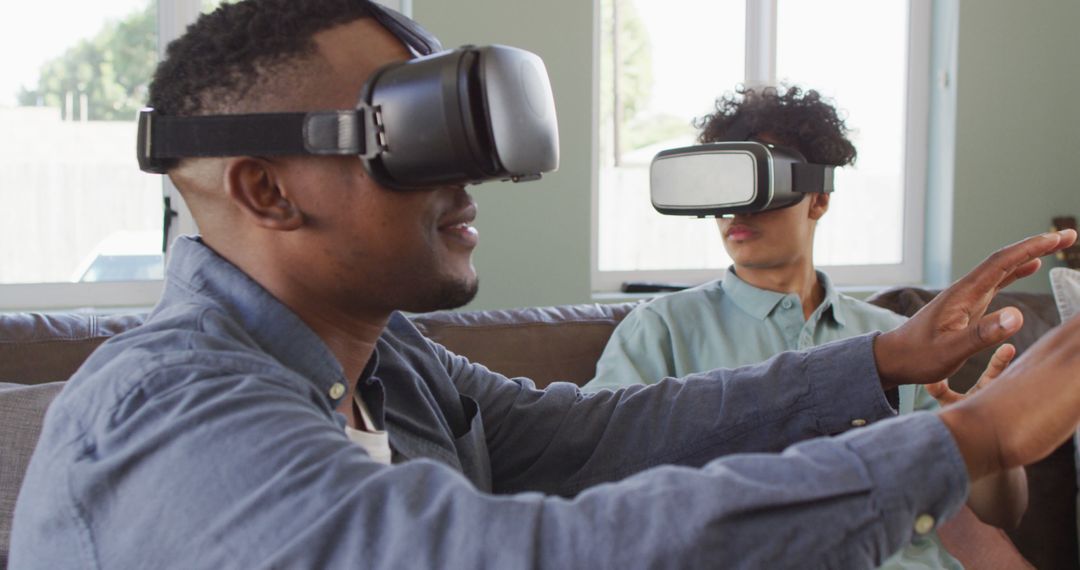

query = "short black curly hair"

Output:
[[694, 84, 857, 167], [148, 0, 376, 117]]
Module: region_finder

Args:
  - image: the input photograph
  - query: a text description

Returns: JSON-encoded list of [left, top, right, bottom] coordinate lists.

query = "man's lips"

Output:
[[438, 204, 479, 248]]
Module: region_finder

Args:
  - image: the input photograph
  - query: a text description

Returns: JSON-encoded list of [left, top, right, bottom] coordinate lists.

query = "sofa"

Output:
[[0, 287, 1075, 569]]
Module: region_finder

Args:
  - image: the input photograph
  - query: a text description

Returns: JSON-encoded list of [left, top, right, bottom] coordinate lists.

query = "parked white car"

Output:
[[70, 230, 164, 282]]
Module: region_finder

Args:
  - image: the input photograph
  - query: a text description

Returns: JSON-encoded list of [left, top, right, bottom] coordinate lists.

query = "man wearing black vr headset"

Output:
[[10, 1, 1080, 568], [586, 86, 1028, 569]]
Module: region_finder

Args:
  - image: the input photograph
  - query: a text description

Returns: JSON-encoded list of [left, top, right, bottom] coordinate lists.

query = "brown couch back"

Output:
[[0, 305, 640, 389], [0, 313, 146, 385], [867, 288, 1063, 392], [411, 302, 639, 387]]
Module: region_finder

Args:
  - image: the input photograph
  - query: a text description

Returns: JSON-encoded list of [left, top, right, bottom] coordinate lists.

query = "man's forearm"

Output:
[[462, 334, 899, 495]]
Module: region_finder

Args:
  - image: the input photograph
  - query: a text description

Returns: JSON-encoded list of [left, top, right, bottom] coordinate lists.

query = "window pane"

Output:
[[0, 0, 162, 285], [777, 0, 909, 266], [597, 0, 744, 272]]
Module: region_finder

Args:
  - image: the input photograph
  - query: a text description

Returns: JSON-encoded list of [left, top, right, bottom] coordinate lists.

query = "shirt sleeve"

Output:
[[871, 306, 941, 414], [583, 305, 676, 391], [452, 332, 902, 495]]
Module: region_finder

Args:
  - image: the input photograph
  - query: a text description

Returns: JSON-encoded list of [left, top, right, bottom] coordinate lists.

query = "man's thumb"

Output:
[[972, 307, 1023, 351]]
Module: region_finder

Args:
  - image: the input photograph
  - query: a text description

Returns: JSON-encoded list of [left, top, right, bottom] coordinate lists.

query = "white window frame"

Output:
[[1, 0, 202, 312], [1, 0, 412, 311], [590, 0, 931, 293]]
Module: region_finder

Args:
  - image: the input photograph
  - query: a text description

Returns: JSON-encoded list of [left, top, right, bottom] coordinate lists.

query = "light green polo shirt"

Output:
[[585, 268, 958, 570]]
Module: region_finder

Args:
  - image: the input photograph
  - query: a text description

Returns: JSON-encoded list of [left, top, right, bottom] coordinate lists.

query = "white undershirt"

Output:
[[344, 395, 392, 466]]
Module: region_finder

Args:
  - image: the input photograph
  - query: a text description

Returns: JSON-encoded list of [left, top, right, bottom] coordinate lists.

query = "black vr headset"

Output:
[[649, 120, 836, 217], [137, 2, 560, 191]]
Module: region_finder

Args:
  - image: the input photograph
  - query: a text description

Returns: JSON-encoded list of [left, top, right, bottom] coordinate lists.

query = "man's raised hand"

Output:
[[874, 229, 1076, 390], [939, 312, 1080, 481]]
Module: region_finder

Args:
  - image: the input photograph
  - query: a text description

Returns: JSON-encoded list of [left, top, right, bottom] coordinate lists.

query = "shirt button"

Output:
[[329, 383, 346, 400], [781, 299, 794, 310], [914, 514, 936, 535], [850, 418, 867, 427]]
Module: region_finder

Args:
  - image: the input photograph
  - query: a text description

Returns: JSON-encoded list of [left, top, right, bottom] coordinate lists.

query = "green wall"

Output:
[[413, 0, 595, 310], [947, 0, 1080, 292], [413, 0, 1080, 310]]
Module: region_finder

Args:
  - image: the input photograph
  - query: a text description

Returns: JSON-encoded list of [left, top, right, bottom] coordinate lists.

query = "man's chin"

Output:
[[406, 276, 479, 313]]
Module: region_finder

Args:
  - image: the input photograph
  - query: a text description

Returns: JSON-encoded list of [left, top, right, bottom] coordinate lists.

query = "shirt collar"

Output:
[[159, 236, 352, 402], [720, 266, 846, 326], [816, 270, 847, 327], [721, 267, 786, 320]]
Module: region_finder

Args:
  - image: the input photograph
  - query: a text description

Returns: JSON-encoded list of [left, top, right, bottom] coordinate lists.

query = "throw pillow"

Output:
[[1050, 267, 1080, 563]]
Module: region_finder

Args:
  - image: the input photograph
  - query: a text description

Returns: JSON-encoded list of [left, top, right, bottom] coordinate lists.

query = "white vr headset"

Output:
[[650, 141, 836, 217]]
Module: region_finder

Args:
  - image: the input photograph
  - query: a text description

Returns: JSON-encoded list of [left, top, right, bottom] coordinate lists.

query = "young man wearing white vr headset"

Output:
[[10, 2, 1080, 568], [585, 85, 1026, 568]]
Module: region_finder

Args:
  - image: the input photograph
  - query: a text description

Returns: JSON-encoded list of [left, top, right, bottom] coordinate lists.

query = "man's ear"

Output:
[[808, 192, 831, 221], [222, 158, 303, 231]]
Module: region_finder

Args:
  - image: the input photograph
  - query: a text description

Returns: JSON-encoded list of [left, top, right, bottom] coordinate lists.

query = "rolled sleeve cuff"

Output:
[[842, 411, 970, 540]]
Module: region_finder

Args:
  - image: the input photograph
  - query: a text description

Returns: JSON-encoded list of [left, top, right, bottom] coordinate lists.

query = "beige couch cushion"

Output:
[[0, 382, 64, 569]]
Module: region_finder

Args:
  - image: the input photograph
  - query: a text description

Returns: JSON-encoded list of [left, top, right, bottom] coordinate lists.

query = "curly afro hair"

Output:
[[694, 84, 857, 167], [148, 0, 376, 117]]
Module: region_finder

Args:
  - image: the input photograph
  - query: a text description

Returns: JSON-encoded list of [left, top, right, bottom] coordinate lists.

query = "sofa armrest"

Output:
[[0, 382, 65, 569]]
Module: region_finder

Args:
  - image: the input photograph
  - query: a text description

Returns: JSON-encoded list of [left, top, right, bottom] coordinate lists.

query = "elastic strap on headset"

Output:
[[791, 162, 834, 194], [364, 1, 443, 56], [137, 109, 373, 173], [717, 115, 834, 194]]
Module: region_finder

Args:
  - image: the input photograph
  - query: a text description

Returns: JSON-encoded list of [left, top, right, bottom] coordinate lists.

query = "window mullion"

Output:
[[744, 0, 777, 87], [158, 0, 204, 260]]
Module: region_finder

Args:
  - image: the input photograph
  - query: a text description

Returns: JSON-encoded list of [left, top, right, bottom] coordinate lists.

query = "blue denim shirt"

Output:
[[11, 236, 969, 569]]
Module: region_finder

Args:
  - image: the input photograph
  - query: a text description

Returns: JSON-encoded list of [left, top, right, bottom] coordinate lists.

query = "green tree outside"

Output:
[[600, 0, 691, 165], [17, 2, 156, 122]]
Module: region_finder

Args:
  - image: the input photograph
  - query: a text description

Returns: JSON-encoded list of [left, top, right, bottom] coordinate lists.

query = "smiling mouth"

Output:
[[438, 202, 479, 248], [438, 222, 479, 249]]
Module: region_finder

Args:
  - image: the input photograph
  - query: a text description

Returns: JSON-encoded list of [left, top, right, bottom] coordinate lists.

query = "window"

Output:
[[0, 0, 416, 311], [0, 0, 207, 310], [593, 0, 929, 292]]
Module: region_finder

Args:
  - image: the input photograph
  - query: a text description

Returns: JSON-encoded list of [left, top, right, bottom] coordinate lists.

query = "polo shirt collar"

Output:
[[720, 266, 846, 326], [816, 270, 847, 327], [721, 267, 785, 320]]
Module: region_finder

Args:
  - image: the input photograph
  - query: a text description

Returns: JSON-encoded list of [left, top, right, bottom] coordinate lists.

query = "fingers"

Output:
[[925, 379, 948, 398], [928, 344, 1015, 408], [1063, 228, 1079, 247], [927, 379, 962, 406], [997, 259, 1042, 291], [941, 309, 1080, 481], [971, 343, 1016, 394], [967, 308, 1024, 355], [961, 230, 1075, 294], [982, 344, 1016, 381]]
